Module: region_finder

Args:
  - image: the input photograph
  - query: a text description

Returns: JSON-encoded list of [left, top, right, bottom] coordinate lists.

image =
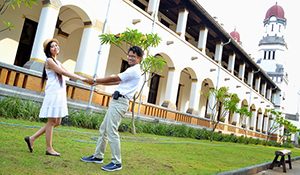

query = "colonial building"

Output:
[[0, 0, 282, 140]]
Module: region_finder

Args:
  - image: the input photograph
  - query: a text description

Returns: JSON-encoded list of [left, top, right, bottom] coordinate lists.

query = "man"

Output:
[[81, 46, 143, 172]]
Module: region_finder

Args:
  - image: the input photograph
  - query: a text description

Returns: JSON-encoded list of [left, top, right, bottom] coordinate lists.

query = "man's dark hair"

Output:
[[128, 46, 144, 58]]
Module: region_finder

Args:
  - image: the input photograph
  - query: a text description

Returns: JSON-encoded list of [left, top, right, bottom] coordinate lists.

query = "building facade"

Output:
[[0, 0, 283, 139]]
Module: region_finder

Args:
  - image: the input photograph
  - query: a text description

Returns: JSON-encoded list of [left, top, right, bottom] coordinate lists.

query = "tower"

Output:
[[257, 2, 288, 111], [230, 28, 242, 46]]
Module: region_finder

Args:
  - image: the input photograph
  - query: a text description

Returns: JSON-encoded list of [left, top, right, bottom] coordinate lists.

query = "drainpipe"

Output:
[[216, 38, 231, 90]]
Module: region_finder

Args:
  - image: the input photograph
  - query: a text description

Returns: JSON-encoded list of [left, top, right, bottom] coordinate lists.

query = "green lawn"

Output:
[[1, 117, 299, 175]]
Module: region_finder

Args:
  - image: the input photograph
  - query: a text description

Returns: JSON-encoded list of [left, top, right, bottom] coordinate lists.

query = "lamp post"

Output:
[[297, 90, 300, 114], [295, 90, 300, 146], [137, 0, 160, 117], [87, 0, 112, 110]]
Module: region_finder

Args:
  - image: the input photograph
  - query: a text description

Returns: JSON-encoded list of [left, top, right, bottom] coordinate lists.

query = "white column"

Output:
[[147, 0, 160, 15], [25, 4, 60, 71], [257, 113, 263, 132], [162, 67, 180, 109], [267, 88, 272, 100], [233, 103, 241, 126], [140, 73, 151, 103], [263, 116, 269, 132], [197, 27, 208, 52], [96, 44, 111, 78], [176, 8, 189, 38], [250, 110, 257, 130], [238, 63, 245, 81], [268, 118, 274, 133], [247, 71, 254, 86], [261, 83, 267, 97], [75, 26, 102, 77], [187, 79, 200, 114], [227, 53, 236, 73], [255, 77, 261, 91], [206, 91, 216, 118], [246, 113, 251, 129], [214, 42, 223, 63], [224, 111, 232, 124]]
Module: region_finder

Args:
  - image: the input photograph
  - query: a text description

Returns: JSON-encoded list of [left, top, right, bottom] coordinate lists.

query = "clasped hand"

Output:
[[83, 78, 96, 85]]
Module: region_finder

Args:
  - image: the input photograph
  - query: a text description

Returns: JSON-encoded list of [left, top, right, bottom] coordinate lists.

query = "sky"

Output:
[[199, 0, 300, 113]]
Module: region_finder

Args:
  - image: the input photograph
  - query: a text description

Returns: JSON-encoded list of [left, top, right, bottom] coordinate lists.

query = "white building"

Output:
[[0, 0, 286, 140]]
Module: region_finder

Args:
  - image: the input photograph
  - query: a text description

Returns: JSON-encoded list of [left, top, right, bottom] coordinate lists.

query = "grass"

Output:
[[1, 117, 300, 175]]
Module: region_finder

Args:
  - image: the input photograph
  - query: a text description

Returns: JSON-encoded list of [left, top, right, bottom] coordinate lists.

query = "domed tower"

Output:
[[257, 2, 288, 110], [230, 28, 242, 45]]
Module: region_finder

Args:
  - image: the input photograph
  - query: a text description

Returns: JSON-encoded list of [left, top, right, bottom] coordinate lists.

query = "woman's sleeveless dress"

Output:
[[39, 60, 68, 118]]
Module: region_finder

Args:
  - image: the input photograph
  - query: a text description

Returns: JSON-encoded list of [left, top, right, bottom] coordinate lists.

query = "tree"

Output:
[[281, 119, 300, 143], [0, 0, 37, 32], [100, 28, 166, 134], [267, 108, 300, 143], [266, 109, 284, 142], [206, 86, 240, 141], [236, 106, 252, 137]]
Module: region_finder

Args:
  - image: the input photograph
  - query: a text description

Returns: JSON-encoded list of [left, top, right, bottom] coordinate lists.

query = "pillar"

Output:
[[161, 67, 180, 109], [176, 8, 189, 38], [227, 53, 236, 73], [197, 26, 208, 52], [75, 23, 103, 77], [24, 2, 61, 71], [214, 42, 223, 63], [186, 79, 200, 114]]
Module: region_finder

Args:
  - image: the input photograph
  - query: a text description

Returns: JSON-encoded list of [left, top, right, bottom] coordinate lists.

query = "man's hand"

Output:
[[83, 78, 95, 85]]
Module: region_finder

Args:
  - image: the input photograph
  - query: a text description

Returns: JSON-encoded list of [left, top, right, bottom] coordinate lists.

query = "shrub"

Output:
[[0, 96, 40, 121], [118, 123, 129, 132], [68, 110, 104, 129], [173, 124, 189, 138], [194, 129, 211, 140], [281, 142, 294, 148], [222, 134, 238, 143], [0, 96, 293, 148]]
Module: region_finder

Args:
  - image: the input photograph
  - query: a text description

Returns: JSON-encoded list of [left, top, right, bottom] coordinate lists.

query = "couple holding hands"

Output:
[[24, 38, 143, 172]]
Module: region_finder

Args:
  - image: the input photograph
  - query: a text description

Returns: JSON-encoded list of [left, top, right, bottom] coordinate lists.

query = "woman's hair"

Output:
[[41, 41, 63, 88]]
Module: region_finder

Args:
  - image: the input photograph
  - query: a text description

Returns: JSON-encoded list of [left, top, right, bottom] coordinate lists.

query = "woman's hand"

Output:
[[83, 78, 95, 85]]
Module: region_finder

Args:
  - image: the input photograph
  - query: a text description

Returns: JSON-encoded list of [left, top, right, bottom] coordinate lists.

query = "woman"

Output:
[[24, 38, 86, 156]]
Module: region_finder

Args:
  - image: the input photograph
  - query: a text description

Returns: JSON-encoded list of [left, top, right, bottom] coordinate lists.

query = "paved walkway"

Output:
[[255, 159, 300, 175]]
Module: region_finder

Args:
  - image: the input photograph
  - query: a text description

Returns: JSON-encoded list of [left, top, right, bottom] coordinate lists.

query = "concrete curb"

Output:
[[217, 156, 300, 175]]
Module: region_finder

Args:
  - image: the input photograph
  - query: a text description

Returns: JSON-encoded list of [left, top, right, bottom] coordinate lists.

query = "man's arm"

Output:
[[83, 75, 121, 85], [95, 75, 121, 84], [101, 81, 120, 85]]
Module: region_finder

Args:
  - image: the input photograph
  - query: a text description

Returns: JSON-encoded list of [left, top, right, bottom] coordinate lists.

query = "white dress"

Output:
[[39, 60, 68, 118]]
